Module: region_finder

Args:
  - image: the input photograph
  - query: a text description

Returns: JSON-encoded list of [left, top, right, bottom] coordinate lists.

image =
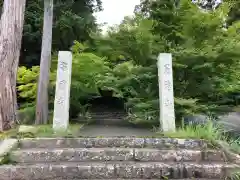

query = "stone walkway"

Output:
[[79, 125, 155, 137]]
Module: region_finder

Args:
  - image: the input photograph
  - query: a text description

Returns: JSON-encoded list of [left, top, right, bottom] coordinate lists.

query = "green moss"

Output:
[[0, 153, 16, 165], [34, 124, 83, 137], [0, 124, 84, 139]]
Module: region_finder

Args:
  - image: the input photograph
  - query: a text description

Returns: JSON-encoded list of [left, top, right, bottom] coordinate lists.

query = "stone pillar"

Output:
[[157, 53, 176, 132], [53, 51, 72, 131]]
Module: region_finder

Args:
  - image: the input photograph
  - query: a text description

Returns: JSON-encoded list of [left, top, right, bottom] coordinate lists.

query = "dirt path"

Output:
[[79, 125, 155, 137]]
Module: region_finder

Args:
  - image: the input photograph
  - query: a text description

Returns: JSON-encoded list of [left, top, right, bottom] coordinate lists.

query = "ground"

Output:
[[79, 124, 154, 137], [0, 124, 155, 138]]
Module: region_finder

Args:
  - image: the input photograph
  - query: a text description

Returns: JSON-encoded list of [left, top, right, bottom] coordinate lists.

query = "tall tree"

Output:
[[35, 0, 53, 124], [0, 0, 26, 131], [17, 0, 102, 67], [137, 0, 181, 49]]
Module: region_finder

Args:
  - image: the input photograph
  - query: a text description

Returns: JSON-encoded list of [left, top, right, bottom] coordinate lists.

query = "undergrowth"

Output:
[[160, 120, 222, 145], [156, 119, 239, 151]]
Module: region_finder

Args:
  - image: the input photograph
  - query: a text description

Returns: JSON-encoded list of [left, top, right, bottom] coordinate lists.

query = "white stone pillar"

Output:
[[157, 53, 176, 132], [53, 51, 72, 131]]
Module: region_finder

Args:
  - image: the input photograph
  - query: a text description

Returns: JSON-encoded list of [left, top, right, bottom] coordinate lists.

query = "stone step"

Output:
[[90, 113, 125, 116], [19, 137, 207, 149], [73, 179, 219, 180], [89, 117, 125, 119], [11, 148, 224, 163], [89, 111, 126, 115], [90, 116, 125, 119], [91, 118, 127, 125], [0, 162, 238, 179]]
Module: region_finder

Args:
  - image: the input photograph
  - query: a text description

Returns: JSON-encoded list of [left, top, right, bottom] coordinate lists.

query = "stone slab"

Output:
[[79, 179, 219, 180], [11, 148, 223, 163], [78, 179, 220, 180], [0, 162, 238, 179], [157, 53, 175, 132], [17, 179, 220, 180], [134, 149, 223, 162], [19, 137, 207, 149], [11, 148, 134, 163], [53, 51, 72, 131]]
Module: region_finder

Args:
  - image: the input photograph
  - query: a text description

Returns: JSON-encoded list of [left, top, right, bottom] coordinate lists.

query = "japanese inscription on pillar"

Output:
[[53, 51, 72, 131], [157, 53, 175, 132]]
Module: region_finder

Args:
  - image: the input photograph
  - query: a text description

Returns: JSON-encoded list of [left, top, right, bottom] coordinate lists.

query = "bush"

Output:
[[17, 66, 56, 107], [17, 105, 35, 125]]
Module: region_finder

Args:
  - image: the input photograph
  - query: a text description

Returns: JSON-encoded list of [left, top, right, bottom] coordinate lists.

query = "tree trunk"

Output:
[[35, 0, 53, 124], [0, 0, 26, 132]]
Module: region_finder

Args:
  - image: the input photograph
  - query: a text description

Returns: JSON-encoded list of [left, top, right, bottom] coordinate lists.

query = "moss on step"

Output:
[[0, 124, 84, 139], [0, 153, 18, 165], [0, 153, 10, 165], [0, 139, 19, 165]]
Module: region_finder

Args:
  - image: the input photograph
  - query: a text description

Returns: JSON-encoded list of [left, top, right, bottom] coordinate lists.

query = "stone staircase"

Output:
[[86, 96, 127, 126], [0, 137, 240, 179], [89, 111, 127, 125]]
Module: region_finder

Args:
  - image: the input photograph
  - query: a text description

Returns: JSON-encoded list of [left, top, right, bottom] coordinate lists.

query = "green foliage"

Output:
[[17, 66, 56, 100], [227, 0, 240, 25], [17, 65, 55, 124], [162, 120, 222, 143], [17, 66, 39, 100], [17, 41, 115, 120], [13, 0, 102, 66], [191, 0, 240, 26], [17, 105, 36, 125], [16, 0, 240, 127], [87, 0, 240, 125]]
